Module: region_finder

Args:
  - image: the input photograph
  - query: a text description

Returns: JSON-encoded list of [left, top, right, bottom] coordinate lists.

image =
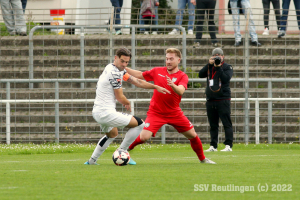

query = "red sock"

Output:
[[128, 135, 144, 150], [189, 135, 205, 161]]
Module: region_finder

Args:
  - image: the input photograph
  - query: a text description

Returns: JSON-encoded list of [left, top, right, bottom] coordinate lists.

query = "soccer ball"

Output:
[[112, 149, 130, 166]]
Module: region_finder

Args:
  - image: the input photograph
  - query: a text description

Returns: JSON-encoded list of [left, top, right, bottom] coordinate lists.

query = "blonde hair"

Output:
[[166, 48, 182, 59]]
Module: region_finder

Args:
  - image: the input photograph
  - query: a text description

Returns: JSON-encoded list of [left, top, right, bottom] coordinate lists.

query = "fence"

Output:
[[28, 25, 187, 88], [1, 78, 300, 144], [1, 7, 300, 144], [1, 6, 300, 34], [2, 97, 300, 145]]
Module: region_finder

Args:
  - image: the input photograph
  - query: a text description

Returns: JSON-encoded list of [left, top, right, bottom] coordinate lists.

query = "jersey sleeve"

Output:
[[142, 68, 155, 82], [178, 73, 189, 89], [109, 71, 123, 89]]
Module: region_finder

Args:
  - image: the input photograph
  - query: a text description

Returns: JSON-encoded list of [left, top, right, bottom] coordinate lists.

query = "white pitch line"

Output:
[[11, 170, 28, 172], [0, 187, 18, 189], [1, 154, 300, 163], [0, 159, 80, 163]]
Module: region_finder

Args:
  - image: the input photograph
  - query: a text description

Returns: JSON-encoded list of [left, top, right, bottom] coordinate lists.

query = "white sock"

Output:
[[119, 123, 145, 150], [89, 135, 115, 163]]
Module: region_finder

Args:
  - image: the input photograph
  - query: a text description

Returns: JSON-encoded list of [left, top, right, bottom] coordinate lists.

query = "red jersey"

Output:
[[142, 67, 188, 115]]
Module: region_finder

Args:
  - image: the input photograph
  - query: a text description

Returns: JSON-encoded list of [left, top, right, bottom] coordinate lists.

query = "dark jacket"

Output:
[[198, 62, 233, 101]]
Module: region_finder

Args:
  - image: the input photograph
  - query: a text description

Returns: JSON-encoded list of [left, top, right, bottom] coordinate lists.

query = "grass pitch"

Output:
[[0, 143, 299, 200]]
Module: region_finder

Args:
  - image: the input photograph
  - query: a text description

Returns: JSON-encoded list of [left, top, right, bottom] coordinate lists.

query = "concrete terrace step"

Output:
[[1, 122, 299, 137], [1, 88, 300, 99], [1, 132, 298, 143], [1, 65, 300, 73], [0, 34, 300, 46], [1, 45, 299, 56], [0, 55, 299, 65]]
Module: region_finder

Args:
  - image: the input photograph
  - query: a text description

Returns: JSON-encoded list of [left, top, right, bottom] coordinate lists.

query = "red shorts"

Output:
[[143, 111, 194, 137]]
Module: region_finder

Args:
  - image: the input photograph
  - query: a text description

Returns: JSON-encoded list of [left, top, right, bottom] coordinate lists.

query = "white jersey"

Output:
[[93, 63, 127, 112]]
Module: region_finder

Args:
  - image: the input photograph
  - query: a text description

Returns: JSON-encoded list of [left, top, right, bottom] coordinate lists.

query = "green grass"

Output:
[[0, 144, 299, 200], [0, 22, 57, 36]]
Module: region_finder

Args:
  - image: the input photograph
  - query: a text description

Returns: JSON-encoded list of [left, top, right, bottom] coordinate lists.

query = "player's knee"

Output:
[[140, 131, 151, 142], [107, 128, 118, 138], [133, 116, 144, 126], [107, 132, 118, 138], [140, 134, 149, 142]]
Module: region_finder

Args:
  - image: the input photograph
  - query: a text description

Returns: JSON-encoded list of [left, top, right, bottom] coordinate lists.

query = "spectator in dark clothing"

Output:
[[262, 0, 281, 35], [198, 48, 234, 152], [278, 0, 300, 38], [191, 0, 221, 47], [21, 0, 27, 13]]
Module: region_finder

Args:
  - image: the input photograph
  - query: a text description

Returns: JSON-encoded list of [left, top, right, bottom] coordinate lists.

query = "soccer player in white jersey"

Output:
[[84, 47, 170, 165]]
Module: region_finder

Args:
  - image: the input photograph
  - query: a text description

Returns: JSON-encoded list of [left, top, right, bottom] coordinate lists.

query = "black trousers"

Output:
[[195, 0, 217, 43], [143, 16, 158, 32], [206, 100, 233, 148], [262, 0, 281, 29]]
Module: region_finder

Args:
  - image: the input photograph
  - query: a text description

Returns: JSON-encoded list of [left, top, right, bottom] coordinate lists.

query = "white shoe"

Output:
[[115, 30, 122, 35], [277, 30, 286, 38], [262, 28, 269, 35], [103, 20, 109, 25], [152, 31, 158, 35], [220, 145, 232, 151], [201, 158, 216, 164], [188, 29, 193, 35], [168, 29, 179, 35], [144, 31, 149, 35], [204, 146, 218, 152]]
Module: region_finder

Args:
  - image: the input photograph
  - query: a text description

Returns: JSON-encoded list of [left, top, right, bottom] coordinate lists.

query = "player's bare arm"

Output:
[[114, 88, 131, 111], [166, 75, 186, 96], [125, 74, 171, 94], [125, 67, 145, 80]]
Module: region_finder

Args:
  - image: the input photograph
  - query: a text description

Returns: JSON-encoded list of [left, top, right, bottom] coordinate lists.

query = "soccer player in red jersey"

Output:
[[125, 48, 216, 164]]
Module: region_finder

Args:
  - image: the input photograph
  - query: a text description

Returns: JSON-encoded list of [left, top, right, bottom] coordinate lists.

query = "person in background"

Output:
[[191, 0, 222, 47], [21, 0, 27, 14], [262, 0, 281, 35], [108, 0, 123, 35], [278, 0, 300, 38], [198, 48, 234, 152], [168, 0, 195, 35], [0, 0, 27, 36], [141, 0, 159, 35], [229, 0, 261, 46], [139, 0, 159, 35]]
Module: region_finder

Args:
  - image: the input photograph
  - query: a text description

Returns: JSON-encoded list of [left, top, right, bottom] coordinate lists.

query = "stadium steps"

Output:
[[1, 103, 299, 135], [1, 88, 300, 99], [1, 34, 300, 143], [0, 34, 300, 79]]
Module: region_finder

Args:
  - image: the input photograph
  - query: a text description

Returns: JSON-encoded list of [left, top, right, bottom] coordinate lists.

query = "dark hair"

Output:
[[116, 47, 132, 59]]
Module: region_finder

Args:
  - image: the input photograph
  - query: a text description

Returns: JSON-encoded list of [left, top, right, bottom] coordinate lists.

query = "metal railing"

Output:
[[28, 25, 187, 88], [2, 97, 300, 145], [1, 78, 300, 145]]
